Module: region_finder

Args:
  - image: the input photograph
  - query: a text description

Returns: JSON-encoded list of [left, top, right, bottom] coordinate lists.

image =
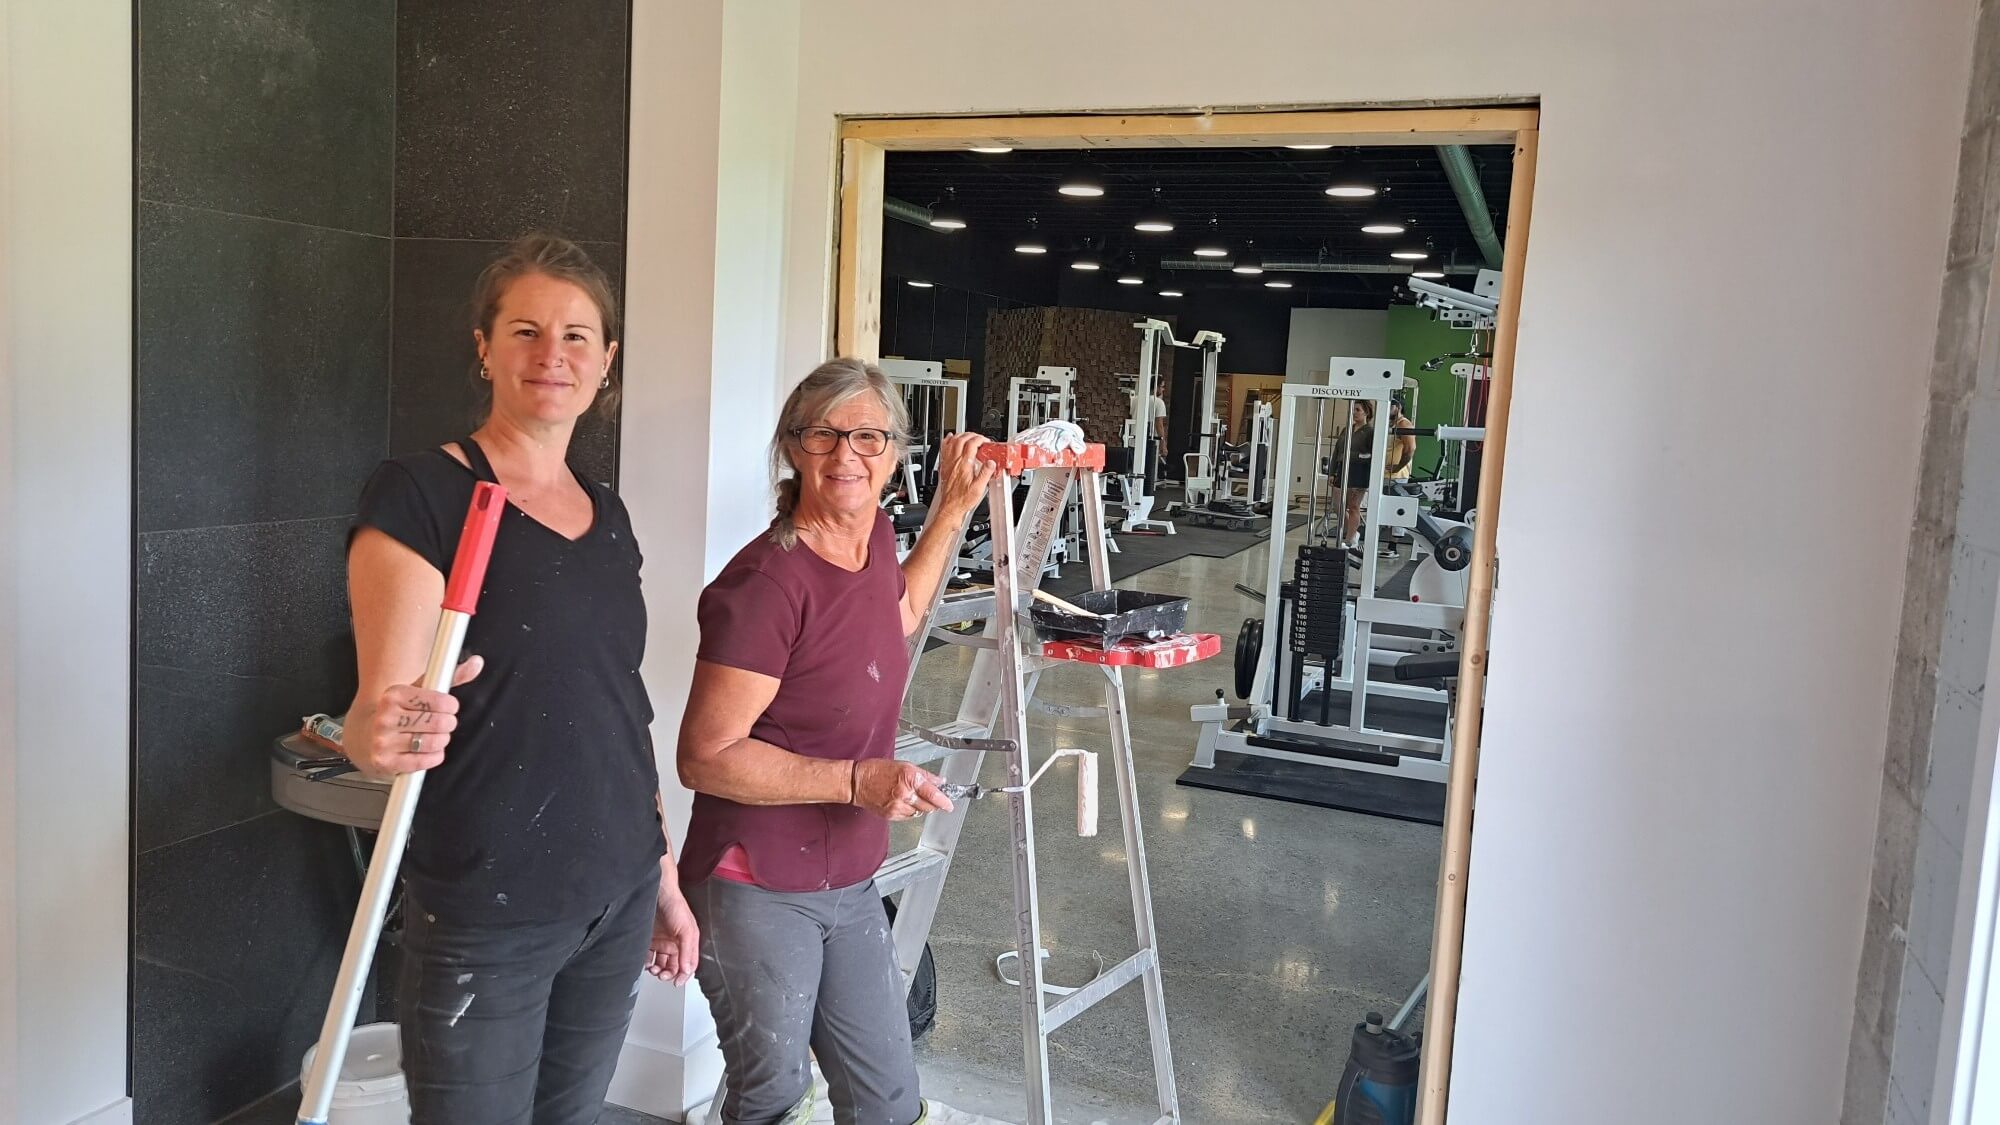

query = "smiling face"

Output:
[[789, 395, 899, 523], [473, 272, 619, 429]]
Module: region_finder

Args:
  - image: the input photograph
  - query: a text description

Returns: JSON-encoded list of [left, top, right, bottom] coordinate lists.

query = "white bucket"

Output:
[[299, 1023, 410, 1124]]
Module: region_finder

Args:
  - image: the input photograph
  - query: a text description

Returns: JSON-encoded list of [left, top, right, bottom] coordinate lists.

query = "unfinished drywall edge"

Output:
[[1843, 4, 2000, 1119]]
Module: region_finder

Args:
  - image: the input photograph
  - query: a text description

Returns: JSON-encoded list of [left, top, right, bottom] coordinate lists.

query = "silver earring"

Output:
[[600, 373, 610, 389], [480, 364, 490, 381]]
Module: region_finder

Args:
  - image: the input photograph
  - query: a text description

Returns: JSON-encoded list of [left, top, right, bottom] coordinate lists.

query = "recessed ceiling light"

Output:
[[1265, 279, 1294, 289], [969, 146, 1013, 154], [1391, 248, 1430, 261], [1361, 220, 1407, 235], [1118, 275, 1144, 285], [1286, 144, 1335, 150], [927, 191, 967, 231], [907, 279, 934, 288], [1192, 218, 1228, 257], [1159, 289, 1184, 298], [1058, 164, 1105, 198], [1232, 262, 1264, 275], [1411, 267, 1446, 279], [1324, 154, 1377, 198]]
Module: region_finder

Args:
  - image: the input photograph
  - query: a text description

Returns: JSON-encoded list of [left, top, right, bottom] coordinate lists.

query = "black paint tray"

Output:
[[1031, 589, 1190, 644]]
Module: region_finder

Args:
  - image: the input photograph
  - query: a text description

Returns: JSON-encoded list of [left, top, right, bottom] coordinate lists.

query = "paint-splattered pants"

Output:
[[398, 869, 656, 1124], [690, 876, 923, 1125]]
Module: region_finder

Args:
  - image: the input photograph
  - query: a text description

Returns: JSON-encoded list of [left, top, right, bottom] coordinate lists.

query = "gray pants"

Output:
[[689, 877, 922, 1125]]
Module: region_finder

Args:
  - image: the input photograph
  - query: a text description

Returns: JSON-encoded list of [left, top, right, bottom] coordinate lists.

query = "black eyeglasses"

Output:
[[793, 426, 891, 456]]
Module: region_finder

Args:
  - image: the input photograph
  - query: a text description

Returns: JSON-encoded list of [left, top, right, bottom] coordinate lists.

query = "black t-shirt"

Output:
[[352, 437, 664, 922]]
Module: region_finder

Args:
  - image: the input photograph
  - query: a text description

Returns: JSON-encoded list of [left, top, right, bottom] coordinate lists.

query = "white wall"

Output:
[[614, 0, 802, 1116], [0, 0, 132, 1122], [772, 2, 1974, 1120], [1285, 307, 1387, 382], [1284, 307, 1388, 493]]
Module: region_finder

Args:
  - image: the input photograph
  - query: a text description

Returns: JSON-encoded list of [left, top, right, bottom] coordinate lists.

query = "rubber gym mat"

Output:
[[1175, 748, 1448, 826]]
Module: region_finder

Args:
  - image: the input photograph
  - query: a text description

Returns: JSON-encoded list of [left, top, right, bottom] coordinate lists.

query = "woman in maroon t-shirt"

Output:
[[678, 357, 992, 1125]]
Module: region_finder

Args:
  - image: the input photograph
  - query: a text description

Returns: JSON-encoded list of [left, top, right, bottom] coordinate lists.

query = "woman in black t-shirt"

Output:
[[344, 234, 696, 1124]]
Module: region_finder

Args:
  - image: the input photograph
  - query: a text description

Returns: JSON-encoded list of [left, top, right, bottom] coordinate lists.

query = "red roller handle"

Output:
[[442, 482, 506, 614]]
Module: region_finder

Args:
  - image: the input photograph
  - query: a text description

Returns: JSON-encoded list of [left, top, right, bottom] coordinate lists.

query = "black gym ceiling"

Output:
[[882, 144, 1514, 299]]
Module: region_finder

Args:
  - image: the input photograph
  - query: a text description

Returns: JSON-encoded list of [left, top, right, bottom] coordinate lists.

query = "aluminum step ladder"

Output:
[[888, 440, 1220, 1125]]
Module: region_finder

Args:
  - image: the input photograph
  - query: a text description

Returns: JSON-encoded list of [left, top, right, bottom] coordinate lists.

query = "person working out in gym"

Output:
[[344, 234, 698, 1123], [1379, 397, 1420, 558], [677, 358, 994, 1125], [1337, 398, 1376, 548], [1150, 384, 1169, 482], [1385, 397, 1417, 484]]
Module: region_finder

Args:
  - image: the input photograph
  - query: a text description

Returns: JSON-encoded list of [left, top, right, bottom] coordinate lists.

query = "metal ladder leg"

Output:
[[1079, 469, 1181, 1123], [989, 467, 1058, 1125]]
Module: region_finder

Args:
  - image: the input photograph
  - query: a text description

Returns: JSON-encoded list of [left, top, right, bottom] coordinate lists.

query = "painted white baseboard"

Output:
[[69, 1097, 133, 1125], [607, 1031, 724, 1122]]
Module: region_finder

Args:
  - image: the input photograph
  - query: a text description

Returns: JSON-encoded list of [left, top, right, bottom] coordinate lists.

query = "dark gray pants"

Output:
[[689, 877, 922, 1125], [398, 871, 656, 1124]]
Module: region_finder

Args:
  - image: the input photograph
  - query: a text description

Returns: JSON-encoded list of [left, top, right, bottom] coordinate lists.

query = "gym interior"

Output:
[[870, 141, 1512, 1123], [4, 3, 1997, 1125]]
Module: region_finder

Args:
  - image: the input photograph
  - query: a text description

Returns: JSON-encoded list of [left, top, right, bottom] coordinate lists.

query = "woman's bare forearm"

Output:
[[680, 735, 854, 807]]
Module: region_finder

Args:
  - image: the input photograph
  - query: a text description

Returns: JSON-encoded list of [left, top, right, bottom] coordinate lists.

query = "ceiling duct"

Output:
[[1158, 256, 1481, 276]]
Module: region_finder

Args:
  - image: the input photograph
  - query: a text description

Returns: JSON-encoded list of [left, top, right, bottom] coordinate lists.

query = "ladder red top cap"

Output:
[[442, 482, 507, 614], [976, 442, 1107, 476]]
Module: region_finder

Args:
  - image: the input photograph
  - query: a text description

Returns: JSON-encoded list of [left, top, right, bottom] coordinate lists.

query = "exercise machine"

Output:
[[1189, 360, 1476, 794], [1168, 326, 1228, 510], [1406, 272, 1501, 515], [965, 366, 1090, 576], [1194, 398, 1277, 528], [1109, 319, 1221, 535], [1007, 366, 1076, 438], [880, 359, 969, 557]]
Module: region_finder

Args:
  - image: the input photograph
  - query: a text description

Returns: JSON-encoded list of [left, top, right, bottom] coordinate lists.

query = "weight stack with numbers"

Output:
[[1289, 544, 1349, 725]]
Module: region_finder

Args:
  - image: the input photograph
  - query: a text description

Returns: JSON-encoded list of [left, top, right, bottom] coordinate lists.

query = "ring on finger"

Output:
[[409, 733, 423, 754]]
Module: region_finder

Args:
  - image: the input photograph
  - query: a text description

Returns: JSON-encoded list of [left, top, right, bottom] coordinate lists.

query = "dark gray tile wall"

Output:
[[137, 0, 393, 234], [135, 812, 365, 1125], [388, 0, 631, 487], [135, 0, 634, 1119], [394, 0, 630, 243], [135, 1, 392, 1122], [136, 204, 391, 531]]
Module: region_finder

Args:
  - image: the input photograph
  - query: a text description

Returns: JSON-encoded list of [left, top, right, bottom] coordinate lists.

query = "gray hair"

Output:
[[768, 357, 910, 548]]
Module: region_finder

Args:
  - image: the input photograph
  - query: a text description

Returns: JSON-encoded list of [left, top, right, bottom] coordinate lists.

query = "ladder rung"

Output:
[[1042, 948, 1156, 1033], [895, 718, 986, 765], [935, 591, 998, 625], [926, 630, 998, 651], [874, 846, 949, 897]]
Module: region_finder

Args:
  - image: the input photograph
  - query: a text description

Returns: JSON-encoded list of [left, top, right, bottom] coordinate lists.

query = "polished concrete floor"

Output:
[[886, 529, 1443, 1125]]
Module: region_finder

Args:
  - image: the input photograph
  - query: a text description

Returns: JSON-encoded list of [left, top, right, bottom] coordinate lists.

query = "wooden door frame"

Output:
[[832, 105, 1540, 1125]]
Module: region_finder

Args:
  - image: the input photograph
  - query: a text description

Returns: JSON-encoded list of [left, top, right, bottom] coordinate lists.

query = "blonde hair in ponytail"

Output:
[[768, 358, 910, 549]]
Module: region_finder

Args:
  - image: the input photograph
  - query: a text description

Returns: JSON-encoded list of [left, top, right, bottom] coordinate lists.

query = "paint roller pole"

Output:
[[298, 482, 506, 1125]]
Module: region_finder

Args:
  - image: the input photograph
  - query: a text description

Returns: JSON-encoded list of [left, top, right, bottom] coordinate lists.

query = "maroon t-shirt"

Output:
[[680, 511, 910, 892]]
